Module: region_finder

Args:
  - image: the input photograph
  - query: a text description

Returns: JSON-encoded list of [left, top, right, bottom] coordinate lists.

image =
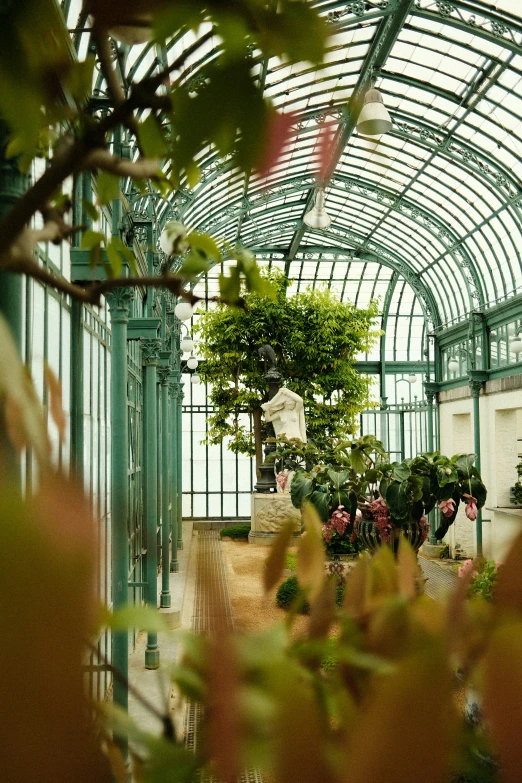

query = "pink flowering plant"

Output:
[[286, 434, 487, 555]]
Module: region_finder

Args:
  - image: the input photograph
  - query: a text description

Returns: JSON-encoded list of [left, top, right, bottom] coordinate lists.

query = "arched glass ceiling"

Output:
[[62, 0, 522, 332]]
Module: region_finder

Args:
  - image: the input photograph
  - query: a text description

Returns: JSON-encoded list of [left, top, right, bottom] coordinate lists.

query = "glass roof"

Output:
[[62, 0, 522, 343]]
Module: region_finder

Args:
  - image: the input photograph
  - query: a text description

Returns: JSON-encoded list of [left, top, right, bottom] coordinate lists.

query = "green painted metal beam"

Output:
[[284, 0, 415, 263], [159, 363, 172, 608]]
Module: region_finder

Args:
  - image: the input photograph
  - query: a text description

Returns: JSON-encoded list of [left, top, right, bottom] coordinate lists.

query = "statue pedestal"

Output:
[[249, 493, 302, 546]]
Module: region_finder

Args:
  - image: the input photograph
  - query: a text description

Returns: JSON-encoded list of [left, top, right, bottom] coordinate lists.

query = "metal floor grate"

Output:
[[419, 557, 458, 601], [184, 532, 263, 783]]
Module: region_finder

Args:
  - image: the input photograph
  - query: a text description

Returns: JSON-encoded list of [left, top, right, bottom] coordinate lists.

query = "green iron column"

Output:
[[177, 381, 184, 550], [169, 377, 180, 573], [142, 337, 161, 669], [158, 366, 172, 607], [424, 384, 438, 545], [469, 373, 486, 558], [107, 289, 134, 725]]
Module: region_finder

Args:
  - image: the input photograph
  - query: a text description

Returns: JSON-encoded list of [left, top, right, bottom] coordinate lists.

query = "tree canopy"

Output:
[[195, 270, 379, 466]]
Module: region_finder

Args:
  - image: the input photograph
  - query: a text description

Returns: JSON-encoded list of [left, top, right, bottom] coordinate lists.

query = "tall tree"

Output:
[[195, 270, 380, 473]]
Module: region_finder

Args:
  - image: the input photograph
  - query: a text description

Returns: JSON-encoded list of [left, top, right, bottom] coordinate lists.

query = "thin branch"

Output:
[[0, 252, 235, 310]]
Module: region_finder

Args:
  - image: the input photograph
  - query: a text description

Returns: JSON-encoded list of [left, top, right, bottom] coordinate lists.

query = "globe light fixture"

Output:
[[180, 337, 194, 353], [303, 188, 332, 229], [356, 88, 393, 136], [510, 334, 522, 355], [190, 374, 201, 385], [448, 357, 459, 373], [174, 302, 194, 321], [187, 356, 199, 370], [408, 373, 417, 383]]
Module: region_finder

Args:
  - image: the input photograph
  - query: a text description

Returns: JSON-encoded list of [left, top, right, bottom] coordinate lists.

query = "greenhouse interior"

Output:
[[3, 1, 522, 781]]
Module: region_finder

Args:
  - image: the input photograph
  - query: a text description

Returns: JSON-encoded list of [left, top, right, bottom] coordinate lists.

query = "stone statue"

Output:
[[261, 387, 307, 442]]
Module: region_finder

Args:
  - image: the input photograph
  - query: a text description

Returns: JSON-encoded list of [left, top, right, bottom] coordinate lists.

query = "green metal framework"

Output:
[[9, 0, 513, 694]]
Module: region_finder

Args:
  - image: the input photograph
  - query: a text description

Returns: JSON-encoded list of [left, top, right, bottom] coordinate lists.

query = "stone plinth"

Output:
[[249, 493, 302, 545]]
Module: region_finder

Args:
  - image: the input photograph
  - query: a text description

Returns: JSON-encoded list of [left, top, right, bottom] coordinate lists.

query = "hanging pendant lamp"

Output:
[[356, 88, 393, 136], [304, 188, 332, 229]]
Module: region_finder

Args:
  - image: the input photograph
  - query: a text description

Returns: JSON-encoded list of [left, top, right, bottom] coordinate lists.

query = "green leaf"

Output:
[[64, 57, 95, 103], [290, 473, 314, 509], [96, 170, 120, 205], [101, 605, 169, 633], [392, 461, 411, 482], [455, 453, 477, 477], [106, 241, 123, 278], [80, 229, 105, 249], [327, 469, 349, 490], [177, 250, 210, 278], [436, 465, 457, 487], [111, 236, 138, 276], [219, 266, 241, 303], [385, 481, 410, 521], [309, 490, 330, 523], [470, 477, 487, 508], [82, 199, 99, 223], [188, 231, 221, 262], [137, 114, 167, 159]]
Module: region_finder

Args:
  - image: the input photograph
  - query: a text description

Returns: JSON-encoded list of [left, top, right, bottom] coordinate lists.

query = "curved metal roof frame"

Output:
[[62, 0, 522, 334]]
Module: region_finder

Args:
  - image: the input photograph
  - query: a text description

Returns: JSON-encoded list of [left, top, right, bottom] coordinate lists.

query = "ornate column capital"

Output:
[[140, 338, 161, 365], [157, 366, 171, 385], [106, 288, 134, 324], [468, 370, 488, 398]]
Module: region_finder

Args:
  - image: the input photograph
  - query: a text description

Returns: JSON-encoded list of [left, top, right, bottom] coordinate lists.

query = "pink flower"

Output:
[[322, 524, 334, 543], [465, 500, 478, 521], [439, 499, 456, 518], [330, 506, 351, 536], [457, 559, 476, 579], [276, 471, 288, 491], [419, 515, 429, 544]]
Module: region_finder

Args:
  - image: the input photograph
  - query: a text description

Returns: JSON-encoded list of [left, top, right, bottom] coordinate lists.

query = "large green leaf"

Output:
[[290, 473, 314, 509], [385, 481, 410, 521], [327, 469, 349, 490], [455, 453, 477, 478], [392, 461, 411, 482], [436, 464, 457, 487], [309, 490, 330, 523]]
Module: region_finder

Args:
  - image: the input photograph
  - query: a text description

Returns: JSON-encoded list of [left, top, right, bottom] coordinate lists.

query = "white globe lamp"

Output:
[[187, 356, 199, 370], [181, 337, 194, 353], [174, 302, 194, 321], [190, 374, 201, 385]]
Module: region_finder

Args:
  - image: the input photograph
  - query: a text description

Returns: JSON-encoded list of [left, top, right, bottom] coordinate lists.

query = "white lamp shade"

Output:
[[304, 188, 331, 229], [508, 323, 516, 336], [408, 373, 417, 383], [190, 374, 201, 385], [174, 302, 194, 321], [159, 221, 188, 256], [356, 89, 393, 136], [448, 358, 459, 373], [109, 18, 151, 45], [510, 336, 522, 354], [187, 356, 199, 370], [180, 337, 194, 353]]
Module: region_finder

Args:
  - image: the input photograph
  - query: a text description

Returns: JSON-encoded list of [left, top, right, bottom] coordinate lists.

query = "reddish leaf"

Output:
[[317, 120, 336, 184], [44, 361, 67, 444], [263, 518, 297, 593], [483, 620, 522, 783], [257, 109, 295, 179]]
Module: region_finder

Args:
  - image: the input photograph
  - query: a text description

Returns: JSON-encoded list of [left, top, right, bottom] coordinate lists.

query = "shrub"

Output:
[[220, 525, 251, 540], [276, 575, 310, 614], [276, 574, 345, 614]]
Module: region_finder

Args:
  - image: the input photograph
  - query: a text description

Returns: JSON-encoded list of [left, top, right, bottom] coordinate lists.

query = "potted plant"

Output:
[[282, 435, 487, 555]]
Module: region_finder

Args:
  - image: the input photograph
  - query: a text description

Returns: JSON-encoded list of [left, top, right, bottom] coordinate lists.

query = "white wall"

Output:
[[438, 375, 522, 561]]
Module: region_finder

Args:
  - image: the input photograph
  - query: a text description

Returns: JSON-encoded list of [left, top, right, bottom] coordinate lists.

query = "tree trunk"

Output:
[[252, 406, 264, 480]]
